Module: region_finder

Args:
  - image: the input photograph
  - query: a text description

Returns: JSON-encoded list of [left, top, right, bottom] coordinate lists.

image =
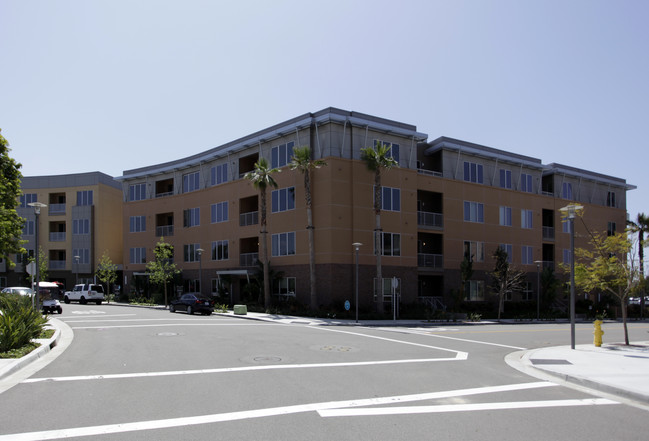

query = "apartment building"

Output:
[[117, 107, 635, 311], [1, 172, 123, 289]]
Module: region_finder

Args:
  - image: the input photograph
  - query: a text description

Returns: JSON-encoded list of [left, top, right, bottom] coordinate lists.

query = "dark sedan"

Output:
[[170, 293, 214, 315]]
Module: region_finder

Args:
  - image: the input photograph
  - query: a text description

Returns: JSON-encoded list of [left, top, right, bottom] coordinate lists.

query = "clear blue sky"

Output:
[[1, 0, 647, 225]]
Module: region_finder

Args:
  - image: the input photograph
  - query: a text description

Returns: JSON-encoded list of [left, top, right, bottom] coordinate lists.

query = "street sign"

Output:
[[26, 261, 36, 276], [344, 300, 351, 311]]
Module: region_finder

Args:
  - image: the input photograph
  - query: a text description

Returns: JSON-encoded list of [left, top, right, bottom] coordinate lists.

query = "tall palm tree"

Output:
[[290, 146, 327, 311], [244, 157, 280, 310], [627, 212, 649, 315], [360, 142, 397, 313]]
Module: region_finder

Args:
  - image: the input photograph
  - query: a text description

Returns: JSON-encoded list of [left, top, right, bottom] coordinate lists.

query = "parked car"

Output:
[[170, 294, 214, 315], [1, 287, 34, 297], [64, 283, 104, 305], [39, 281, 63, 314]]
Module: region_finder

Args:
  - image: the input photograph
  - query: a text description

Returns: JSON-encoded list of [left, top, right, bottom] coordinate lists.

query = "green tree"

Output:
[[574, 232, 640, 345], [289, 146, 326, 311], [25, 247, 48, 286], [244, 157, 280, 310], [360, 142, 397, 313], [540, 266, 561, 312], [490, 246, 525, 320], [627, 213, 649, 314], [0, 129, 26, 267], [145, 238, 180, 307], [96, 251, 118, 303]]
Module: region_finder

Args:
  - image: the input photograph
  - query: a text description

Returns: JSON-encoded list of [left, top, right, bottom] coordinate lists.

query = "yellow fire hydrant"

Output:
[[593, 320, 604, 347]]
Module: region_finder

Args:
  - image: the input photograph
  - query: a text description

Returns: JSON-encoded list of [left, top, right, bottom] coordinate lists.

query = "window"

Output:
[[73, 219, 90, 235], [183, 207, 200, 227], [562, 182, 573, 199], [373, 277, 401, 301], [607, 191, 616, 208], [210, 163, 228, 186], [271, 187, 295, 213], [184, 243, 201, 262], [608, 222, 616, 236], [465, 280, 485, 301], [499, 206, 512, 226], [19, 193, 37, 207], [22, 220, 34, 236], [129, 247, 146, 264], [77, 191, 93, 206], [375, 232, 401, 256], [499, 244, 513, 263], [183, 171, 200, 193], [271, 141, 295, 168], [463, 161, 483, 184], [520, 173, 533, 193], [463, 241, 485, 262], [211, 201, 229, 223], [522, 282, 534, 301], [499, 169, 512, 189], [272, 232, 296, 257], [73, 248, 90, 264], [521, 245, 534, 265], [379, 187, 401, 212], [129, 183, 146, 201], [211, 240, 229, 261], [521, 209, 533, 229], [463, 201, 484, 223], [563, 249, 572, 265], [374, 140, 400, 164], [274, 277, 296, 297], [562, 219, 572, 234]]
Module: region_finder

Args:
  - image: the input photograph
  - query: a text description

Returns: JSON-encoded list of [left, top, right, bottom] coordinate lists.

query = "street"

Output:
[[1, 304, 648, 440]]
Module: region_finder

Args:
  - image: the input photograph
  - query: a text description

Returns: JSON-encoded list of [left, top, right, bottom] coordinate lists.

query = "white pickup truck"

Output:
[[64, 283, 105, 305]]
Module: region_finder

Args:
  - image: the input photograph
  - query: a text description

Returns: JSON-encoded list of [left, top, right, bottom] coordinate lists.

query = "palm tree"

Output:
[[289, 146, 327, 311], [627, 212, 649, 315], [360, 142, 397, 313], [244, 157, 280, 310]]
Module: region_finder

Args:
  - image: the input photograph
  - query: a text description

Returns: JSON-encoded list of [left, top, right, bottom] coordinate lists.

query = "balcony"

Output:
[[48, 204, 66, 215], [418, 253, 443, 269], [240, 252, 259, 267], [49, 232, 66, 242], [50, 260, 66, 270], [240, 211, 259, 227], [418, 211, 443, 228], [543, 226, 555, 241], [156, 225, 174, 237]]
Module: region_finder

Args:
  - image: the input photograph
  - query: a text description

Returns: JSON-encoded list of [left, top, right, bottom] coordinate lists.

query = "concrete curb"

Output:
[[0, 320, 62, 381]]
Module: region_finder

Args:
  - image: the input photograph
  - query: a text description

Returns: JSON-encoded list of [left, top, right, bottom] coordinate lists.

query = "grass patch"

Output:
[[0, 342, 40, 359]]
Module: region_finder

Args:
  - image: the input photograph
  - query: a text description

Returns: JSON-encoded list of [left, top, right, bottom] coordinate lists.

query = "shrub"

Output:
[[0, 294, 48, 353]]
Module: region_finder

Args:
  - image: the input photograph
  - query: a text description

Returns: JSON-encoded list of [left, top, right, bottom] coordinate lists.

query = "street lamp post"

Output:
[[352, 243, 362, 324], [196, 248, 204, 296], [560, 204, 583, 350], [534, 260, 542, 321], [74, 255, 80, 285], [28, 202, 47, 310]]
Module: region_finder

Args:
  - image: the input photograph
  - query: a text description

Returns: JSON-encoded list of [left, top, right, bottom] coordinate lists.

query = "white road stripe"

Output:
[[379, 327, 528, 350], [0, 382, 563, 440], [70, 323, 264, 329]]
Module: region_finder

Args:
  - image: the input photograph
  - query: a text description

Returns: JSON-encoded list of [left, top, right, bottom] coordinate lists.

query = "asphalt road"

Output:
[[1, 304, 648, 440]]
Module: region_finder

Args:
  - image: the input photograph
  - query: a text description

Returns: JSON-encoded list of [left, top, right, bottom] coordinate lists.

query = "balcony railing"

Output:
[[418, 253, 443, 269], [542, 226, 555, 240], [417, 169, 443, 177], [417, 211, 443, 228], [155, 191, 173, 198], [49, 232, 66, 242], [156, 225, 174, 237], [240, 211, 259, 227], [48, 204, 66, 215], [240, 252, 259, 267], [50, 260, 66, 270]]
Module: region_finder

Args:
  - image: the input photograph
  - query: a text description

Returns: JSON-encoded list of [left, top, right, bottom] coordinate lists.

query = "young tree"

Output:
[[289, 146, 326, 311], [244, 157, 280, 310], [360, 142, 397, 313], [574, 232, 640, 345], [96, 251, 118, 303], [491, 246, 525, 320], [0, 129, 26, 266], [627, 213, 648, 314], [146, 238, 180, 307]]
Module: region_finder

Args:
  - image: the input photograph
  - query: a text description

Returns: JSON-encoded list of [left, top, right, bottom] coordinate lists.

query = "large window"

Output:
[[463, 241, 485, 262], [73, 219, 90, 235], [375, 232, 401, 256], [499, 206, 512, 226], [608, 222, 616, 236], [274, 277, 296, 297], [463, 162, 483, 184], [22, 220, 34, 236], [465, 280, 485, 301], [271, 141, 295, 168], [129, 216, 145, 233], [184, 243, 201, 262], [607, 191, 616, 208], [562, 182, 573, 199], [521, 245, 534, 265], [563, 249, 572, 265], [211, 240, 229, 261], [521, 209, 533, 229], [129, 247, 146, 264], [272, 187, 295, 213], [520, 174, 533, 193], [211, 201, 228, 223], [76, 191, 93, 206], [499, 169, 512, 189], [183, 207, 200, 227], [272, 232, 296, 257], [380, 187, 401, 212], [129, 183, 146, 201], [183, 171, 200, 193], [499, 244, 513, 263], [374, 140, 400, 164], [211, 163, 228, 186], [20, 193, 38, 207], [463, 201, 484, 223], [73, 248, 90, 265]]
